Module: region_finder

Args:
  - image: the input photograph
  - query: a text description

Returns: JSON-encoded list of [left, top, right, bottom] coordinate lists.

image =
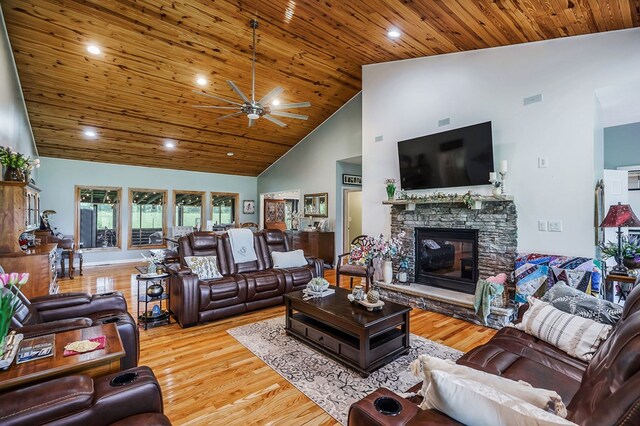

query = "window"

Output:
[[174, 191, 204, 228], [129, 189, 167, 248], [75, 186, 121, 250], [211, 192, 239, 229]]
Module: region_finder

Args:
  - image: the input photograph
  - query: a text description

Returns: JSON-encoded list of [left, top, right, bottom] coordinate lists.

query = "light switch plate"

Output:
[[538, 220, 548, 232], [538, 157, 548, 168], [549, 220, 563, 232]]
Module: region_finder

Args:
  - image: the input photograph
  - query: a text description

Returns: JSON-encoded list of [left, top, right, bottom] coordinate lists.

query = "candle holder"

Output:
[[489, 172, 507, 195]]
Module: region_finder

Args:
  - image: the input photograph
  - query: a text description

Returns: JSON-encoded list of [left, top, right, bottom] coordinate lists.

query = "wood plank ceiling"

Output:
[[3, 1, 639, 176]]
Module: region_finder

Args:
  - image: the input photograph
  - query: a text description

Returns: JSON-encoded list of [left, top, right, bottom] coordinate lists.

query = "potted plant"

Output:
[[385, 178, 397, 201], [0, 146, 31, 181], [0, 273, 29, 356], [600, 235, 640, 271], [397, 255, 410, 283]]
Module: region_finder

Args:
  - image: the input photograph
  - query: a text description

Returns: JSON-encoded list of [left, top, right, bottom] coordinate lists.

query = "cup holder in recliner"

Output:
[[374, 397, 402, 416], [110, 372, 138, 387], [102, 317, 121, 324]]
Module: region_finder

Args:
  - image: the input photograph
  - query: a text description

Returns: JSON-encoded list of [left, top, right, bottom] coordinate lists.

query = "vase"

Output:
[[382, 260, 393, 284], [3, 166, 24, 182], [386, 185, 396, 201], [398, 271, 408, 283], [147, 262, 157, 275], [623, 257, 640, 270], [291, 218, 299, 230], [146, 283, 164, 298]]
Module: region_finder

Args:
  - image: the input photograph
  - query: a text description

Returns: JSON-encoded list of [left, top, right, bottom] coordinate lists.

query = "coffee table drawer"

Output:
[[307, 327, 339, 352]]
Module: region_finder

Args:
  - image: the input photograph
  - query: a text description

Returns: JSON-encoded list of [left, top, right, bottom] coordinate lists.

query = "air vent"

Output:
[[523, 94, 543, 106], [438, 118, 450, 127]]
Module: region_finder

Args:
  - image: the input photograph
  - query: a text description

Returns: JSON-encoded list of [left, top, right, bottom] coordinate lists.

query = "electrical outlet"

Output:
[[538, 157, 548, 168], [549, 220, 563, 232], [524, 94, 543, 106], [438, 118, 450, 127], [374, 135, 384, 143], [538, 220, 548, 232]]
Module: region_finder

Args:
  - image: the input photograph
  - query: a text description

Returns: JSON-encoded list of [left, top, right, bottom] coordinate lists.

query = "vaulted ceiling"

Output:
[[3, 1, 639, 176]]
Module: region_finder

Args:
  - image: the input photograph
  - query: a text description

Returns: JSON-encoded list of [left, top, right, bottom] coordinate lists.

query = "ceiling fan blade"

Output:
[[192, 90, 243, 106], [227, 80, 251, 103], [271, 101, 311, 110], [217, 112, 244, 121], [192, 105, 241, 110], [258, 86, 284, 106], [263, 114, 287, 127], [248, 118, 255, 128], [270, 111, 309, 120]]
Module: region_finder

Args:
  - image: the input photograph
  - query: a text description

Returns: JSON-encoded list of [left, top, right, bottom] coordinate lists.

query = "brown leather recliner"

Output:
[[9, 290, 139, 371], [348, 284, 640, 425], [168, 229, 324, 327], [0, 366, 170, 426]]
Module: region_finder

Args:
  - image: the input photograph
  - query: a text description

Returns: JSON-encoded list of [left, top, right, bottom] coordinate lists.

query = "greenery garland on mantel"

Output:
[[385, 191, 513, 210]]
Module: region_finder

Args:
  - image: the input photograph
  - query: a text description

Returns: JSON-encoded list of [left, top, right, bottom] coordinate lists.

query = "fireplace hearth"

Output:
[[415, 228, 478, 294]]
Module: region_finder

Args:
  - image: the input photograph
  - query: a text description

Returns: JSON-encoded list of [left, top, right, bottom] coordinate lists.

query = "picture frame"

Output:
[[342, 174, 362, 186], [243, 200, 255, 214]]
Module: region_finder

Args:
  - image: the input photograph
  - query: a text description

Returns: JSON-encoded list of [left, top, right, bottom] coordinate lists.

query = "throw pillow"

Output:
[[423, 370, 577, 426], [411, 354, 566, 417], [513, 297, 612, 362], [271, 250, 308, 268], [184, 256, 223, 280], [542, 281, 622, 325]]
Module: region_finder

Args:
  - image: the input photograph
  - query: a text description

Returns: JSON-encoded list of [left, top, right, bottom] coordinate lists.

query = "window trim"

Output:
[[128, 188, 168, 250], [210, 192, 240, 228], [74, 185, 122, 252], [172, 190, 205, 229]]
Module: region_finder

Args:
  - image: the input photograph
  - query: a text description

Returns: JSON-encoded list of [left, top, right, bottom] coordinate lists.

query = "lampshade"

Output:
[[600, 203, 640, 228]]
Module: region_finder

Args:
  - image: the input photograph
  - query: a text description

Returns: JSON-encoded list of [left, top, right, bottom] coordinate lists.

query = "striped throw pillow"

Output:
[[514, 297, 612, 362]]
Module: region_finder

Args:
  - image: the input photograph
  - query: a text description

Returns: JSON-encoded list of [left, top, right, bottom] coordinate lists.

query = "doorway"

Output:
[[343, 189, 362, 251]]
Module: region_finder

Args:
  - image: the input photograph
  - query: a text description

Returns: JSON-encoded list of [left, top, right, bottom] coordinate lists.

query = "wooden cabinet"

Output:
[[287, 230, 335, 266], [0, 181, 55, 299], [0, 244, 58, 299]]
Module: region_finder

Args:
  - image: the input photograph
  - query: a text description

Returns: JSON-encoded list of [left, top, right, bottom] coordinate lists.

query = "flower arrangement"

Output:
[[0, 273, 29, 350], [0, 146, 40, 181], [600, 235, 640, 259], [350, 232, 406, 264], [385, 178, 397, 201], [397, 190, 478, 210]]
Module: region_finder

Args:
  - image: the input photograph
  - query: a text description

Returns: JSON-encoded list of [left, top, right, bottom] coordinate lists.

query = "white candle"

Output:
[[489, 172, 497, 181], [499, 160, 508, 173]]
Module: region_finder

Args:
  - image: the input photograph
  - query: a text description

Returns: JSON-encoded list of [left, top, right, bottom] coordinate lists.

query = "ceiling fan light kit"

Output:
[[194, 19, 311, 128]]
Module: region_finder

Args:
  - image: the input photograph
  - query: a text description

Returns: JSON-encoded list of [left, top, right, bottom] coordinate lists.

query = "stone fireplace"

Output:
[[374, 197, 518, 329]]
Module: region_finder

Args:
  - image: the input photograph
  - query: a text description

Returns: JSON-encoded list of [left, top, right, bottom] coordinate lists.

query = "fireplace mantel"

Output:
[[383, 194, 513, 207]]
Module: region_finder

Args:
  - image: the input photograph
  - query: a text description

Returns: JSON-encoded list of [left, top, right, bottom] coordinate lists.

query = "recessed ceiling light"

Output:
[[387, 29, 401, 39], [227, 152, 234, 156], [272, 99, 280, 106], [83, 129, 97, 138], [164, 140, 176, 148], [196, 76, 207, 86], [87, 44, 101, 55]]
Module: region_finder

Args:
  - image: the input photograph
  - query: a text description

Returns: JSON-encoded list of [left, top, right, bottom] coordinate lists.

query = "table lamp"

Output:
[[600, 202, 640, 276]]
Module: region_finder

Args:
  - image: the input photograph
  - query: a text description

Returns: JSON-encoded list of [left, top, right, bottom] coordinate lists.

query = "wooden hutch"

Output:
[[0, 181, 57, 299]]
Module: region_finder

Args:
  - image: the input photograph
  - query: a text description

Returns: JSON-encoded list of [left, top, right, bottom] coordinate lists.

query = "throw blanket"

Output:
[[474, 279, 504, 325], [227, 228, 257, 263]]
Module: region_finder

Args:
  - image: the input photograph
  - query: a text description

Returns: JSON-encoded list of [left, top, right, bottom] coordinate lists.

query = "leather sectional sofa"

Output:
[[348, 284, 640, 426], [168, 229, 324, 327]]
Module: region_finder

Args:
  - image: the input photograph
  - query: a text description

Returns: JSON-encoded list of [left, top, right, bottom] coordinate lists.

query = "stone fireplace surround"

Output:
[[373, 198, 517, 329]]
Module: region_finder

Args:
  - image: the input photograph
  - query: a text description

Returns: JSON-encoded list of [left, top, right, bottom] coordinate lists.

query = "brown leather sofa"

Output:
[[0, 367, 170, 425], [168, 229, 324, 327], [348, 285, 640, 426], [10, 290, 139, 371]]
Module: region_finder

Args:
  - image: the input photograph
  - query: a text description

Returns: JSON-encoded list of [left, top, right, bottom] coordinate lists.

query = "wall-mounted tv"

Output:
[[398, 121, 494, 191]]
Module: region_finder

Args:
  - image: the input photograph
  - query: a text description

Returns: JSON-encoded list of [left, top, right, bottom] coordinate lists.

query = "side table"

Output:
[[603, 273, 639, 303], [135, 266, 171, 330]]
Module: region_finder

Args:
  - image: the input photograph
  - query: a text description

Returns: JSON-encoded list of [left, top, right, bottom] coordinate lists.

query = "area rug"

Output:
[[227, 317, 462, 425]]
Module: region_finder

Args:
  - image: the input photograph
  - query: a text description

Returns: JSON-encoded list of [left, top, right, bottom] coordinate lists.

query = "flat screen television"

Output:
[[398, 121, 494, 190]]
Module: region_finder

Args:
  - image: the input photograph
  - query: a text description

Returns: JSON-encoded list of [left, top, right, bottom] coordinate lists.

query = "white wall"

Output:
[[0, 9, 36, 159], [362, 28, 640, 257], [258, 93, 362, 260], [38, 157, 257, 264]]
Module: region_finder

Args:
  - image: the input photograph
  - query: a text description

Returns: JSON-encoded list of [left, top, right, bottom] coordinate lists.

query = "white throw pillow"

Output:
[[184, 256, 223, 280], [271, 250, 308, 268], [512, 297, 612, 362], [423, 370, 577, 426], [411, 355, 566, 417]]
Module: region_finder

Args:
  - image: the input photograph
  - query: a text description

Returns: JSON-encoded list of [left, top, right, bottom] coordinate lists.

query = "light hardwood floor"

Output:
[[58, 265, 495, 425]]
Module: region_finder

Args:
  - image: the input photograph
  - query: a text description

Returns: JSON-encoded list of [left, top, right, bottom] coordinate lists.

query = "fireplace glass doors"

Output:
[[415, 228, 478, 294]]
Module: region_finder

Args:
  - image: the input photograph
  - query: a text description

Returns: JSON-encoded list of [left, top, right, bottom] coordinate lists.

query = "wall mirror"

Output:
[[303, 193, 328, 217]]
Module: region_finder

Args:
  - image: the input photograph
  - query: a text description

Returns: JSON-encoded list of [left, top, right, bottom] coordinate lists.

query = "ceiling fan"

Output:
[[193, 19, 311, 128]]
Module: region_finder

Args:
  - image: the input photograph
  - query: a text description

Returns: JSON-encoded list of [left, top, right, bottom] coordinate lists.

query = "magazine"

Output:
[[16, 334, 55, 364]]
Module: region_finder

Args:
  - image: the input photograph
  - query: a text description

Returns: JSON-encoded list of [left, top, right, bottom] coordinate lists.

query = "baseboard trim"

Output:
[[80, 258, 143, 268]]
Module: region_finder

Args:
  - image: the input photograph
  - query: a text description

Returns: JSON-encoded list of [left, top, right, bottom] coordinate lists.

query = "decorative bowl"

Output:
[[307, 277, 330, 293], [146, 284, 164, 298]]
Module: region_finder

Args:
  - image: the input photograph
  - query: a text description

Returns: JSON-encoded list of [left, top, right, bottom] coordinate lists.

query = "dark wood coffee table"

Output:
[[285, 286, 412, 377]]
